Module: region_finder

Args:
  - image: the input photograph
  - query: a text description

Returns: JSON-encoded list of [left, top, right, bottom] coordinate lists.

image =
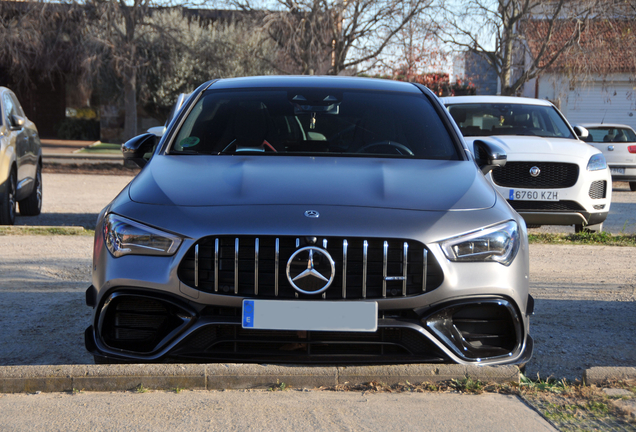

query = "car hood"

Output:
[[463, 135, 596, 160], [128, 155, 496, 211]]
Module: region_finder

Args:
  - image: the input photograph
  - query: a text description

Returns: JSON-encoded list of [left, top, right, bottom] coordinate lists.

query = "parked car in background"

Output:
[[577, 123, 636, 191], [85, 76, 533, 367], [0, 87, 42, 225], [443, 96, 611, 232]]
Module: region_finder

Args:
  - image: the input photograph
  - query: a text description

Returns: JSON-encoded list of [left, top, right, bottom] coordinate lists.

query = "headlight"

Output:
[[440, 220, 520, 266], [587, 153, 607, 171], [104, 213, 182, 258]]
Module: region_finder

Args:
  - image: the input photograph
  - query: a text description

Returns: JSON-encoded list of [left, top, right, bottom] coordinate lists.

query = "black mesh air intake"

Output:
[[493, 162, 579, 188], [99, 294, 191, 353], [508, 200, 585, 212], [589, 181, 607, 199]]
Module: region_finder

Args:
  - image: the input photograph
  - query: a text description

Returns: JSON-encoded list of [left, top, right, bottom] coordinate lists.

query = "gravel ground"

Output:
[[1, 173, 635, 381]]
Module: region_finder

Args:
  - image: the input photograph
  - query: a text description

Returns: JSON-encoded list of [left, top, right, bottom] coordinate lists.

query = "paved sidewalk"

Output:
[[0, 390, 556, 432]]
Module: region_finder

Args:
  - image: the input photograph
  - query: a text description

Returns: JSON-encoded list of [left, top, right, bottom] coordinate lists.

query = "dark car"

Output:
[[86, 76, 533, 366]]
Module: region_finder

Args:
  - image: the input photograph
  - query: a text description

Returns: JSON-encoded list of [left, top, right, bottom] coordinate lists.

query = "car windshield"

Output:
[[169, 89, 460, 160], [585, 127, 636, 143], [446, 103, 575, 139]]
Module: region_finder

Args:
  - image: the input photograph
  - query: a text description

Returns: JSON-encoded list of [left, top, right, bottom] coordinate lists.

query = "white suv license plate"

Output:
[[610, 167, 625, 175], [242, 299, 378, 332], [508, 189, 559, 201]]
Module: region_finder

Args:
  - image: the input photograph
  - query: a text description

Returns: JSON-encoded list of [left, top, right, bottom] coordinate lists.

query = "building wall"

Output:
[[532, 73, 636, 129]]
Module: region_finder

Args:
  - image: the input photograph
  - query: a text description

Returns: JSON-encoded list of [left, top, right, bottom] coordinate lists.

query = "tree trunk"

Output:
[[123, 66, 137, 140]]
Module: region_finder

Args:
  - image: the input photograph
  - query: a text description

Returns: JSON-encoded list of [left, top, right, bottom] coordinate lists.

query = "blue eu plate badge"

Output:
[[243, 300, 255, 328]]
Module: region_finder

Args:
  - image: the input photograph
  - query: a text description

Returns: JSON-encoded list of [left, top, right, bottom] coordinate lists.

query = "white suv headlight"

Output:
[[587, 153, 607, 171], [104, 214, 182, 258], [440, 220, 520, 266]]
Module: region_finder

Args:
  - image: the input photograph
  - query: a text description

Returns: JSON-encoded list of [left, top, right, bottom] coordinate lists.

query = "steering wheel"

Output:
[[356, 141, 414, 156]]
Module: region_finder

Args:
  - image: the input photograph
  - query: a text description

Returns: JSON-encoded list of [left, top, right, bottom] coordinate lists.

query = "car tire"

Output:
[[574, 222, 603, 233], [0, 170, 17, 225], [630, 181, 636, 192], [18, 164, 42, 216]]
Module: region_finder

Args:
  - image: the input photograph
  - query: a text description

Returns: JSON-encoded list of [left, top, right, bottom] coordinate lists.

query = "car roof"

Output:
[[206, 75, 424, 94], [577, 123, 635, 130], [441, 95, 554, 107]]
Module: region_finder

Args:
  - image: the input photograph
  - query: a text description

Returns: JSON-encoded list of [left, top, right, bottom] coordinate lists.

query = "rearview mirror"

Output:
[[122, 133, 157, 168], [10, 114, 25, 129], [573, 126, 589, 140], [473, 139, 507, 175]]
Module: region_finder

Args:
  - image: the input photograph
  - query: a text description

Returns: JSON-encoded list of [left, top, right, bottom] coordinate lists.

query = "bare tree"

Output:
[[375, 5, 449, 81], [85, 0, 173, 140], [436, 0, 602, 95], [231, 0, 436, 75], [0, 1, 91, 90], [142, 10, 278, 121]]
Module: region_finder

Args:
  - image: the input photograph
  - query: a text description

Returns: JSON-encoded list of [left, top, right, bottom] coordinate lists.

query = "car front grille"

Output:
[[589, 181, 607, 199], [492, 162, 579, 188], [170, 325, 446, 363], [178, 236, 443, 300], [508, 200, 585, 212]]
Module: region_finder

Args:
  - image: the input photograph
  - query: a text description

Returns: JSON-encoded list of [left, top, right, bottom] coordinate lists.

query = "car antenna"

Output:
[[601, 110, 607, 124]]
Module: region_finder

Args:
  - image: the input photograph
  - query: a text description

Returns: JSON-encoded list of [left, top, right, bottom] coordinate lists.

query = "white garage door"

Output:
[[564, 82, 636, 129]]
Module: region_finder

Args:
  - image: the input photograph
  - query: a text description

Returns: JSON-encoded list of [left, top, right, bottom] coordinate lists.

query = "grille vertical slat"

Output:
[[234, 238, 239, 295], [178, 236, 443, 299], [402, 242, 408, 296], [382, 241, 388, 298], [254, 238, 259, 295], [195, 244, 199, 288], [362, 240, 368, 299], [275, 238, 280, 297], [422, 249, 428, 293], [214, 239, 219, 292], [342, 240, 348, 299]]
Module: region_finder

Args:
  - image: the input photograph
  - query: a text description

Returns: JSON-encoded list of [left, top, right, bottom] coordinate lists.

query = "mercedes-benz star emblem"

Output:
[[529, 166, 541, 177], [286, 246, 335, 295], [304, 210, 320, 218]]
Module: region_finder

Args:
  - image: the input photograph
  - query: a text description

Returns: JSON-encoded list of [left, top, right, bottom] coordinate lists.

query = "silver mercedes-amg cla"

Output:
[[85, 76, 533, 366]]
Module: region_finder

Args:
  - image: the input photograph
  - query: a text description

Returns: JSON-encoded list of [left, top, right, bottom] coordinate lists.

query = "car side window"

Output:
[[3, 94, 14, 125], [9, 93, 25, 117]]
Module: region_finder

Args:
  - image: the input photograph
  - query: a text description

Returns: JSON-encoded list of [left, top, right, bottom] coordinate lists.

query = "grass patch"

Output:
[[135, 384, 148, 393], [76, 142, 122, 154], [0, 226, 93, 236], [528, 232, 636, 246], [268, 380, 288, 392]]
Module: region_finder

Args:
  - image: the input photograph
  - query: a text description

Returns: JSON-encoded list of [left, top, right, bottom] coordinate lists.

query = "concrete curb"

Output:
[[0, 364, 520, 393], [583, 367, 636, 385]]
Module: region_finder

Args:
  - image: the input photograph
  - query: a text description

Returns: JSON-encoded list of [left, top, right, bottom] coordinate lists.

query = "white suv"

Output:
[[442, 96, 611, 232]]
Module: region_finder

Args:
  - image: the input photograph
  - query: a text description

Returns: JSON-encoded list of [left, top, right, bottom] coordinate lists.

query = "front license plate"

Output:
[[508, 189, 559, 201], [242, 300, 378, 332], [610, 167, 625, 175]]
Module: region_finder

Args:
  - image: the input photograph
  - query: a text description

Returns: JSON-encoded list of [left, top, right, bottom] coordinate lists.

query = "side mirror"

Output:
[[147, 126, 165, 137], [473, 139, 507, 174], [10, 114, 25, 129], [573, 126, 589, 140], [122, 133, 157, 168]]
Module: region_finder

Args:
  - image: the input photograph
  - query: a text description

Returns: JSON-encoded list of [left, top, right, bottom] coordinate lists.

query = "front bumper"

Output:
[[490, 170, 612, 226], [86, 287, 533, 366]]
